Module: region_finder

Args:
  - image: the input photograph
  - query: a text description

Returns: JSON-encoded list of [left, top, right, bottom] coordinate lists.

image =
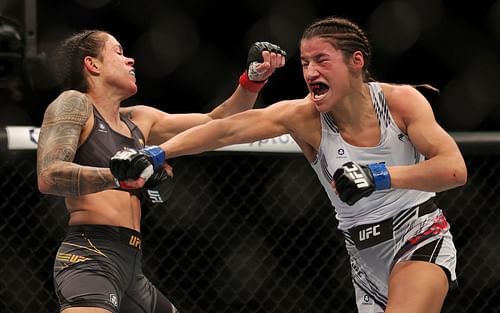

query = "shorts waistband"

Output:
[[416, 197, 438, 217], [345, 197, 438, 250], [67, 224, 142, 250]]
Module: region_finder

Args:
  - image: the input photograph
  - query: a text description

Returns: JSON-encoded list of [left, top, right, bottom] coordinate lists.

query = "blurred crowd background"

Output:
[[0, 0, 500, 131]]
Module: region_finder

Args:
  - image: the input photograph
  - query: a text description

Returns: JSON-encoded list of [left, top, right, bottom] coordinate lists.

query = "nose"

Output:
[[126, 57, 134, 66], [304, 63, 319, 81]]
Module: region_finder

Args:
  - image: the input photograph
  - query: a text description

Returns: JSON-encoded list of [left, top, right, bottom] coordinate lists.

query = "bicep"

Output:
[[121, 105, 212, 144], [153, 102, 290, 146], [390, 86, 467, 189], [160, 101, 294, 158], [401, 89, 457, 159], [408, 117, 457, 159], [148, 112, 212, 145], [217, 104, 290, 144], [37, 91, 91, 174]]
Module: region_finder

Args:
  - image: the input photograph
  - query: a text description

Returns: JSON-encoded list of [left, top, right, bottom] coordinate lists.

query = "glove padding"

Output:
[[141, 167, 173, 204], [333, 161, 391, 205], [246, 41, 286, 82], [110, 146, 165, 182]]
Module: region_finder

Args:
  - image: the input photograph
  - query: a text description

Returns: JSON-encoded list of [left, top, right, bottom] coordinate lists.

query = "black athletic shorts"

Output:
[[53, 224, 178, 313]]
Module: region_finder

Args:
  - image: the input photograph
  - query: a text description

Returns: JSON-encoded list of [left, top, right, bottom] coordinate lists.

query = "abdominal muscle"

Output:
[[65, 190, 142, 231]]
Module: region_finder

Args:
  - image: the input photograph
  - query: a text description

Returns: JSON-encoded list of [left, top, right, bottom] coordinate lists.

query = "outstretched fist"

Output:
[[246, 41, 287, 82]]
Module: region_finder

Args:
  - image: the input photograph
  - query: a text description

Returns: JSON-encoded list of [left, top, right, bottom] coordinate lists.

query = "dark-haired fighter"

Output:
[[37, 29, 286, 313]]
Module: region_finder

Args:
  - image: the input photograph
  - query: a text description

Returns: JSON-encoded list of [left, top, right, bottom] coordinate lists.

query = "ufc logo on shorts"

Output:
[[358, 225, 380, 241], [129, 235, 141, 248], [349, 219, 391, 249], [344, 163, 369, 188], [147, 189, 163, 203]]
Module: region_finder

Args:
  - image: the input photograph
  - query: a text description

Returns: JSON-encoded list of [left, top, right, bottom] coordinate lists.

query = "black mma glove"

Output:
[[239, 41, 286, 92], [141, 167, 173, 204], [333, 161, 391, 205], [110, 146, 165, 187]]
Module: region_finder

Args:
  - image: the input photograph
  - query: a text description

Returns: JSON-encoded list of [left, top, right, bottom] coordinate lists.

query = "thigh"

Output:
[[54, 236, 134, 313], [386, 260, 448, 313], [121, 273, 178, 313], [54, 245, 121, 312], [344, 239, 389, 312], [351, 281, 386, 313]]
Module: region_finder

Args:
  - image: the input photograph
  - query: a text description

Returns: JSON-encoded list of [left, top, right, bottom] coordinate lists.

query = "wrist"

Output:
[[114, 177, 135, 189], [142, 145, 166, 169], [239, 71, 267, 93], [367, 162, 391, 190]]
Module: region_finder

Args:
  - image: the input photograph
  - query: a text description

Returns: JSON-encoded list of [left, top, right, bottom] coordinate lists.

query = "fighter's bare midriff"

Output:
[[65, 190, 142, 230]]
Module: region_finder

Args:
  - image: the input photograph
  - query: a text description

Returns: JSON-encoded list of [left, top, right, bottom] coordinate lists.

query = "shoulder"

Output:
[[119, 104, 150, 116], [40, 90, 94, 142], [45, 90, 93, 120], [278, 95, 313, 107], [55, 90, 91, 107], [266, 95, 316, 117], [379, 83, 434, 125], [120, 104, 168, 121], [379, 82, 425, 102], [59, 89, 86, 98], [267, 95, 320, 152], [50, 90, 89, 107], [119, 105, 173, 142]]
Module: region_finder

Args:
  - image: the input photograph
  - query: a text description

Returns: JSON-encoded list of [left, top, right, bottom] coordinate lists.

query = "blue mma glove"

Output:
[[333, 161, 391, 205], [110, 146, 165, 182]]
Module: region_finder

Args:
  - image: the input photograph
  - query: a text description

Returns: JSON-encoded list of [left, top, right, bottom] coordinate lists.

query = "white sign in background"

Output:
[[5, 126, 301, 153]]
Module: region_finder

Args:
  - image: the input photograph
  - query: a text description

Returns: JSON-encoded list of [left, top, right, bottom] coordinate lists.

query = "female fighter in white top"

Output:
[[110, 16, 467, 313]]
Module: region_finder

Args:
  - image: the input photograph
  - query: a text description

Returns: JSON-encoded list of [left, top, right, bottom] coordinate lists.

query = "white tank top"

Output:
[[310, 82, 434, 231]]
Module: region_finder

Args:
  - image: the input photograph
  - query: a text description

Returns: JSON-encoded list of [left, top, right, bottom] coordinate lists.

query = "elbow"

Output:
[[449, 162, 468, 188], [455, 165, 468, 187], [37, 176, 49, 194], [37, 174, 52, 195]]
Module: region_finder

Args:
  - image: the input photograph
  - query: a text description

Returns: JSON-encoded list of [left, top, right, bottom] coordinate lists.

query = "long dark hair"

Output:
[[55, 30, 108, 92]]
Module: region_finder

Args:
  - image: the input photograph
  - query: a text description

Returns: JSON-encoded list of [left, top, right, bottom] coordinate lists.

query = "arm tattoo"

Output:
[[37, 91, 115, 196]]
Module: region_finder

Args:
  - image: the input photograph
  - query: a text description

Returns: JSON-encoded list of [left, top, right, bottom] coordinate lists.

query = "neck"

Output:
[[86, 92, 122, 124], [330, 83, 373, 130]]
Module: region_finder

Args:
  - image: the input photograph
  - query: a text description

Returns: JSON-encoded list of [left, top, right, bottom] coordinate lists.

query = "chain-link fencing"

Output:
[[0, 134, 499, 313]]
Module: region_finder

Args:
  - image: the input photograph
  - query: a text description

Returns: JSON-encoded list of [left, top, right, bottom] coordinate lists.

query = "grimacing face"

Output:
[[300, 37, 354, 112], [95, 33, 138, 97]]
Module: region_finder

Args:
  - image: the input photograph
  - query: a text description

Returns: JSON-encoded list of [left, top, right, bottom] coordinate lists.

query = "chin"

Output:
[[129, 84, 138, 95], [314, 103, 331, 113], [311, 94, 331, 112]]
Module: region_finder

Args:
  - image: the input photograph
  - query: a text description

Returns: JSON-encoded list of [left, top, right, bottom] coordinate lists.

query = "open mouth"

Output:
[[310, 82, 329, 100]]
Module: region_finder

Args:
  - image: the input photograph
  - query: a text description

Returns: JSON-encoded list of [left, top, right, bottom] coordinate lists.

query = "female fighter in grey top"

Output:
[[311, 82, 433, 231], [111, 16, 467, 313]]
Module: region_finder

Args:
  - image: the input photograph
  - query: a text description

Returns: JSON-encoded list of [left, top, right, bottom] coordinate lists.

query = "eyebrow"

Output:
[[301, 52, 329, 61], [113, 44, 123, 53]]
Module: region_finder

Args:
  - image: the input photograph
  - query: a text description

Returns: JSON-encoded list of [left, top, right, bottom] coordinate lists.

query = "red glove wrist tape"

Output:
[[239, 71, 267, 92]]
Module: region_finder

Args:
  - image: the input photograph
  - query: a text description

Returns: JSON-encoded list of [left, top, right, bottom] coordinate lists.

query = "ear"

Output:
[[83, 56, 100, 74], [351, 51, 364, 70]]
